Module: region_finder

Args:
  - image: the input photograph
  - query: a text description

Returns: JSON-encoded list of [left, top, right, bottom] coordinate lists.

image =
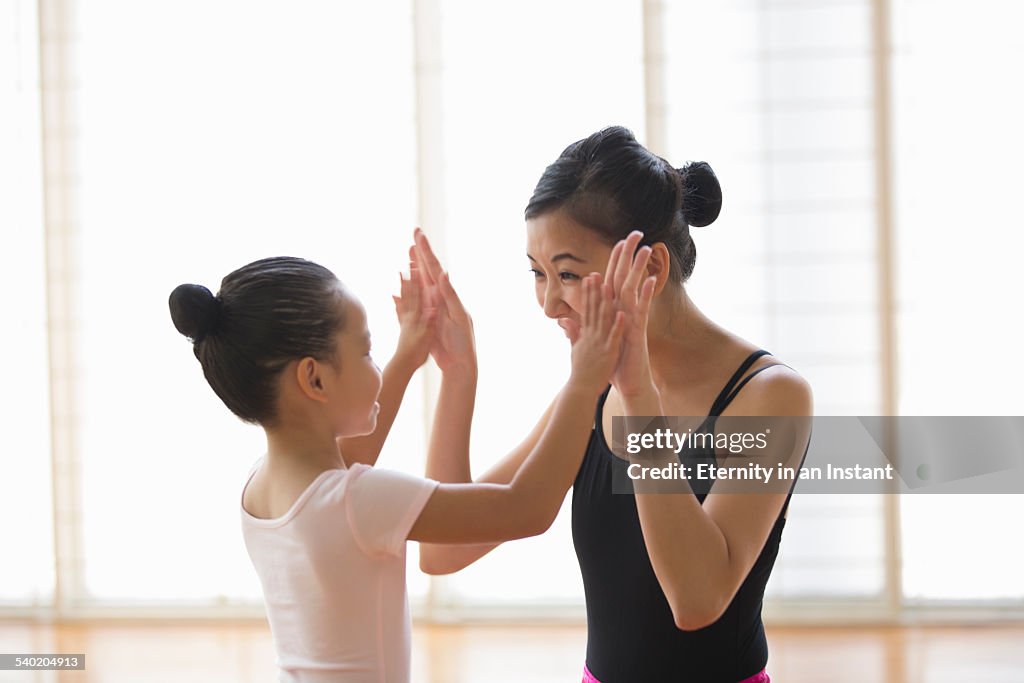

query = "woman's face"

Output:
[[526, 210, 614, 342]]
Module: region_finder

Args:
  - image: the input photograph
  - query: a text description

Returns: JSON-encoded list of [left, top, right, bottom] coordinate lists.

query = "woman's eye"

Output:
[[529, 268, 544, 279], [558, 272, 580, 282]]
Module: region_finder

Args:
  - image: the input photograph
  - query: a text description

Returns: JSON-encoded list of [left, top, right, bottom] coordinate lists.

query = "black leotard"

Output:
[[572, 349, 798, 682]]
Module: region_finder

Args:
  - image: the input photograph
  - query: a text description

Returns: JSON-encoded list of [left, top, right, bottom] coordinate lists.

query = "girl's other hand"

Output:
[[413, 228, 478, 377], [568, 273, 626, 396], [604, 231, 658, 398]]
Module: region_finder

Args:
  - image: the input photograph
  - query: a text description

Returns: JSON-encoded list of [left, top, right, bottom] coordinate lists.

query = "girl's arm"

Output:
[[605, 234, 813, 631], [407, 272, 629, 545], [339, 250, 435, 467], [418, 385, 558, 574]]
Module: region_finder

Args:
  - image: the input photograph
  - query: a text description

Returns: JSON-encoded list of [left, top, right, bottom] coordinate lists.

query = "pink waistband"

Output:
[[582, 664, 769, 683]]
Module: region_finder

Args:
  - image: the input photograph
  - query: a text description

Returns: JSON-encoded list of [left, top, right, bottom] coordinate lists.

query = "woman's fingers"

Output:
[[581, 274, 592, 330], [639, 275, 657, 317], [622, 245, 652, 306], [437, 271, 470, 324], [604, 241, 622, 289], [414, 228, 444, 287], [613, 231, 644, 293]]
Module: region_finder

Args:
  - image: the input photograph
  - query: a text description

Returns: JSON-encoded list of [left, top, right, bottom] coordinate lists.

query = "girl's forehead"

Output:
[[334, 287, 368, 331]]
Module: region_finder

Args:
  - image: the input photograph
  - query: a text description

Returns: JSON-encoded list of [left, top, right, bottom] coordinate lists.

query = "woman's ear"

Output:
[[295, 357, 330, 403], [647, 242, 673, 295]]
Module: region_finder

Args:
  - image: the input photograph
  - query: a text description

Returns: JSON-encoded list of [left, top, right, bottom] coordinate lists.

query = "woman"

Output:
[[417, 126, 812, 683]]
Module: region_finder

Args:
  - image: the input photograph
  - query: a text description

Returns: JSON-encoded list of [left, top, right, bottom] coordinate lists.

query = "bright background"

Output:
[[2, 0, 1022, 622]]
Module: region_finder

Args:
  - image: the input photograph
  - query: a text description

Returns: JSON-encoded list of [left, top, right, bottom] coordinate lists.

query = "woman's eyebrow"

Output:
[[527, 253, 587, 265]]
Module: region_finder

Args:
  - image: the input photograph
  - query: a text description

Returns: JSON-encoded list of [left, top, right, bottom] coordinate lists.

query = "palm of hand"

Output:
[[427, 284, 475, 372], [612, 310, 653, 397], [394, 273, 434, 368], [604, 231, 658, 398]]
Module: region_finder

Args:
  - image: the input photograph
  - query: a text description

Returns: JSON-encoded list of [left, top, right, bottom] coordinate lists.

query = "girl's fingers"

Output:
[[407, 268, 422, 308]]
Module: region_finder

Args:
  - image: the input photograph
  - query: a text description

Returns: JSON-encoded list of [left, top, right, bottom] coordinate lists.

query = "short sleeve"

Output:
[[344, 465, 439, 557]]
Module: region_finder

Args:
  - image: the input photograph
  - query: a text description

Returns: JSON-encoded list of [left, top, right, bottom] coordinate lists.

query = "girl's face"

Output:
[[327, 293, 383, 437], [526, 210, 614, 341]]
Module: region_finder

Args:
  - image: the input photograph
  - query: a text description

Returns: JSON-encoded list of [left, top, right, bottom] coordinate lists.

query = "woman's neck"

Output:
[[645, 284, 727, 391]]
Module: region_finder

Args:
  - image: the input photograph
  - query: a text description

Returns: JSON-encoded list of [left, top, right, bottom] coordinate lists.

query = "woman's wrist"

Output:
[[565, 374, 607, 401], [441, 361, 478, 386], [619, 383, 663, 416]]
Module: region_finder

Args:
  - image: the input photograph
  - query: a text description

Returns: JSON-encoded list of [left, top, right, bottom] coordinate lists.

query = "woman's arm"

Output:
[[622, 375, 812, 631], [604, 232, 813, 630]]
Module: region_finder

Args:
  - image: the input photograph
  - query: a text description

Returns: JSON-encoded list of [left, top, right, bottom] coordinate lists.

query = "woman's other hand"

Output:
[[605, 230, 658, 398], [568, 273, 626, 395]]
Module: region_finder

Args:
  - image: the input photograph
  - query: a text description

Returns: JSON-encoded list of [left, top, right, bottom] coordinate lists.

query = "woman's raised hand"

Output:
[[604, 231, 658, 398], [411, 228, 478, 376], [568, 273, 627, 395]]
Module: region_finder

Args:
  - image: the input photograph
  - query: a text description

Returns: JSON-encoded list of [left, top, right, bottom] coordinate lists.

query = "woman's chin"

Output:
[[557, 318, 580, 341]]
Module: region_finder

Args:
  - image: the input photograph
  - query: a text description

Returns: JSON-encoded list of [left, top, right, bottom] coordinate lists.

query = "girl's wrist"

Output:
[[389, 345, 427, 376]]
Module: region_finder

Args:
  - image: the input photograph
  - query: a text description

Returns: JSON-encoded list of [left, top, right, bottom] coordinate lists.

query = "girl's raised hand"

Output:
[[393, 258, 436, 370], [568, 273, 627, 395], [603, 231, 658, 398], [412, 228, 478, 376]]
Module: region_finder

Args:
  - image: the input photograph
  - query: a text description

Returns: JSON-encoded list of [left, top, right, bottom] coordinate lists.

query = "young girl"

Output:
[[168, 247, 645, 682]]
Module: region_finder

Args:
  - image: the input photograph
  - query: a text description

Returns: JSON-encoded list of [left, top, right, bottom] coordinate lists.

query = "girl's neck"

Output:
[[264, 413, 344, 472]]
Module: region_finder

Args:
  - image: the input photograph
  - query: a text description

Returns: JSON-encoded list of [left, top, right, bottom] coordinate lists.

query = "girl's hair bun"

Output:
[[678, 161, 723, 228], [169, 283, 221, 343]]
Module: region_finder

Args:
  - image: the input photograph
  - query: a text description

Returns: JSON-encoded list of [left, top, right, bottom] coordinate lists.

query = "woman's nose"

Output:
[[542, 282, 567, 319]]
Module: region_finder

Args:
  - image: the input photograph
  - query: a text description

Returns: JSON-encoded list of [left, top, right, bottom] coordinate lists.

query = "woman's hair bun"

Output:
[[169, 283, 221, 343], [678, 161, 723, 228]]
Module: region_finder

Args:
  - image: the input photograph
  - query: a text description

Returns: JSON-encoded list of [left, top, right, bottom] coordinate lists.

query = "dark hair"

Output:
[[168, 256, 346, 426], [524, 125, 722, 283]]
